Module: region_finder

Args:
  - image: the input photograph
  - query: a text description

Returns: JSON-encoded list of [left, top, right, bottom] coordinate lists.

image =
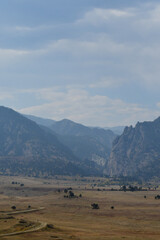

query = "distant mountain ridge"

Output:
[[49, 119, 116, 167], [24, 114, 56, 127], [0, 106, 101, 177], [1, 106, 160, 179], [25, 116, 116, 168], [107, 117, 160, 179], [104, 126, 125, 135]]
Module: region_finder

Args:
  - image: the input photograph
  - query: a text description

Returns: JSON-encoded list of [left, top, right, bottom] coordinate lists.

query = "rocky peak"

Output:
[[106, 117, 160, 179]]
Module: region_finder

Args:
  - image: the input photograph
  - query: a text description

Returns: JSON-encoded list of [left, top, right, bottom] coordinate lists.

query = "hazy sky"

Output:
[[1, 0, 160, 127]]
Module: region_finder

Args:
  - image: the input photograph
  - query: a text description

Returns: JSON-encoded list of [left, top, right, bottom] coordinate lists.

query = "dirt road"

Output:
[[0, 221, 47, 237], [6, 207, 45, 215]]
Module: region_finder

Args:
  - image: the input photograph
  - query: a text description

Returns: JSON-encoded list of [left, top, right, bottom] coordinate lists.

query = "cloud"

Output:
[[76, 8, 134, 25], [0, 48, 29, 57], [132, 3, 160, 32], [13, 24, 58, 32], [0, 46, 46, 66], [14, 26, 36, 32], [150, 4, 160, 23], [89, 77, 126, 88], [1, 2, 160, 127], [18, 87, 160, 127], [45, 35, 129, 57], [0, 90, 14, 100]]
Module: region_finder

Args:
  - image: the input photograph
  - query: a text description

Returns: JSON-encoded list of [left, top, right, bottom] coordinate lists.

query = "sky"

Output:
[[1, 0, 160, 127]]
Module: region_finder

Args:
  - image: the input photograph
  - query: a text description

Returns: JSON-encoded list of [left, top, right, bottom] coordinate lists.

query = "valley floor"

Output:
[[0, 176, 160, 240]]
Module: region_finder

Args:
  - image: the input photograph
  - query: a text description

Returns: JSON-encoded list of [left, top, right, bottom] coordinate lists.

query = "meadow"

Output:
[[0, 176, 159, 240]]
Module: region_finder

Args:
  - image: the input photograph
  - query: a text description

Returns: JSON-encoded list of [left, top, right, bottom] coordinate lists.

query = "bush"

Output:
[[91, 203, 99, 209], [64, 189, 68, 193], [11, 206, 16, 210], [69, 191, 75, 198], [47, 224, 54, 229], [155, 195, 160, 199]]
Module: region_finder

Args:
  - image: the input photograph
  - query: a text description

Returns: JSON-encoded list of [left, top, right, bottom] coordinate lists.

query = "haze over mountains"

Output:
[[23, 113, 160, 179], [26, 115, 116, 169], [24, 114, 56, 127], [0, 106, 103, 177], [0, 106, 160, 180]]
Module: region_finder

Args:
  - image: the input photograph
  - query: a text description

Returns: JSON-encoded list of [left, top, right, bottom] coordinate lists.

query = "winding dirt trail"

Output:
[[0, 207, 46, 237], [6, 207, 45, 215], [0, 221, 47, 237]]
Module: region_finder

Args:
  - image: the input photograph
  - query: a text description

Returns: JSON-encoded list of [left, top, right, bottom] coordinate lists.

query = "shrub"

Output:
[[91, 203, 99, 209], [155, 195, 160, 199], [69, 191, 75, 198], [11, 206, 16, 210]]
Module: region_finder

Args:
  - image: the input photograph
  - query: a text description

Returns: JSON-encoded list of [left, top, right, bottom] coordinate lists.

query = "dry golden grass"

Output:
[[0, 176, 159, 239]]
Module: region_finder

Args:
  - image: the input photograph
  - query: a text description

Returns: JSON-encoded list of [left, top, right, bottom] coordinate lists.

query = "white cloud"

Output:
[[1, 2, 160, 126], [13, 24, 57, 32], [15, 26, 36, 32], [0, 48, 29, 57], [1, 6, 160, 91], [89, 77, 126, 88], [18, 87, 160, 127], [0, 90, 13, 100], [150, 4, 160, 23], [0, 46, 47, 65], [40, 34, 131, 60], [133, 3, 160, 31], [77, 8, 134, 25]]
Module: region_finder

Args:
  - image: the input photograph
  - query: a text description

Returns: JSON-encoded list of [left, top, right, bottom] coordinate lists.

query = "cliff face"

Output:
[[107, 117, 160, 179]]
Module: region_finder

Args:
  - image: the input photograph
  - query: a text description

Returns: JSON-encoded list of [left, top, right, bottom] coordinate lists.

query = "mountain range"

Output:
[[47, 119, 115, 168], [0, 106, 160, 180], [25, 116, 116, 169], [0, 106, 103, 177], [0, 106, 116, 177]]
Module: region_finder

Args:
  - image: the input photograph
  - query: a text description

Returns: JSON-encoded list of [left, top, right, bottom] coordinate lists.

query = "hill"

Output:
[[0, 106, 101, 177], [49, 119, 116, 168], [25, 116, 116, 169]]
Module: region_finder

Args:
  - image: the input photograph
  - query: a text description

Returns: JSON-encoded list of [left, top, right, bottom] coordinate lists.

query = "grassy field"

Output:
[[0, 176, 160, 240]]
